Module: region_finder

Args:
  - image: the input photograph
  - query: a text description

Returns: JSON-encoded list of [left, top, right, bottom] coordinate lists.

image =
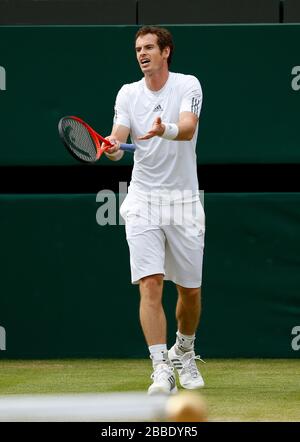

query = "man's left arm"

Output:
[[174, 111, 198, 141]]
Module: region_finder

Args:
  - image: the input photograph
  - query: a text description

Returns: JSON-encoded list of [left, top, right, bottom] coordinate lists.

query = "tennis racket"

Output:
[[58, 116, 136, 163]]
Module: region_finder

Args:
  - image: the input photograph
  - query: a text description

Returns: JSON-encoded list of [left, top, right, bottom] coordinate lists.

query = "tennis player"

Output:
[[104, 26, 205, 395]]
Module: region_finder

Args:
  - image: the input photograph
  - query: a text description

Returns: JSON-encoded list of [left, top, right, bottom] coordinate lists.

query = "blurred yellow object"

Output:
[[165, 391, 208, 422]]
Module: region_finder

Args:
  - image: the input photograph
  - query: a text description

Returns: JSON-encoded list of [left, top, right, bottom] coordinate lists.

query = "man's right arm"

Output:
[[104, 124, 130, 161]]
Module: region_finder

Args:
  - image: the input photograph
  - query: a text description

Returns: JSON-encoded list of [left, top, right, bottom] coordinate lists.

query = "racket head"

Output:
[[58, 116, 101, 163]]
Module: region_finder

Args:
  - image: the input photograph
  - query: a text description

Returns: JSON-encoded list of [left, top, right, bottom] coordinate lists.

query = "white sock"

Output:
[[149, 344, 168, 367], [175, 331, 195, 353]]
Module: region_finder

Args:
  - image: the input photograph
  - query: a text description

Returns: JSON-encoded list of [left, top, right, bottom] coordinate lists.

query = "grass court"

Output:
[[0, 358, 299, 421]]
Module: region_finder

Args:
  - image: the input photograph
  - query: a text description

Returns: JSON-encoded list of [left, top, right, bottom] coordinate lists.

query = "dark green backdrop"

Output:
[[0, 193, 299, 358], [0, 24, 299, 165]]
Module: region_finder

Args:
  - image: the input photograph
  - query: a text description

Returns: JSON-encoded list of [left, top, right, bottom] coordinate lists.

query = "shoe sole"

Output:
[[180, 381, 205, 389], [148, 386, 178, 396]]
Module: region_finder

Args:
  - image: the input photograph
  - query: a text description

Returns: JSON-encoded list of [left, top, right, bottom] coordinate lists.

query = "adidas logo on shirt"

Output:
[[153, 104, 163, 112]]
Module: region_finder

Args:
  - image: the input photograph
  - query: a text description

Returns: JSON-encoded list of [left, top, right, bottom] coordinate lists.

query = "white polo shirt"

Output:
[[114, 72, 203, 203]]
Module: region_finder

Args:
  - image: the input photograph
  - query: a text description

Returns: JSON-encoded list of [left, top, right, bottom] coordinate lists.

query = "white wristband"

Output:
[[161, 122, 179, 140]]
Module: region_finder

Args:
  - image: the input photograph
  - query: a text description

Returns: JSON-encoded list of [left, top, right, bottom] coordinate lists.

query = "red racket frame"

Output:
[[70, 116, 113, 160]]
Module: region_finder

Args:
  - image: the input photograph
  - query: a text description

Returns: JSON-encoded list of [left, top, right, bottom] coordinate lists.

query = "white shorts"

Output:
[[120, 192, 205, 288]]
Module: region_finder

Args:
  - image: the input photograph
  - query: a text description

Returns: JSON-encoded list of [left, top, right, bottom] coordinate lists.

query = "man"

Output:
[[104, 26, 205, 395]]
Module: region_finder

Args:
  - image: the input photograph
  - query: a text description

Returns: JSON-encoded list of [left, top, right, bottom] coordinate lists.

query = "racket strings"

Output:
[[61, 118, 98, 162]]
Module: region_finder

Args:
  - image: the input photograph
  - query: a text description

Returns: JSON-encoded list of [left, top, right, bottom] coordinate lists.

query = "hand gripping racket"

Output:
[[58, 116, 136, 163]]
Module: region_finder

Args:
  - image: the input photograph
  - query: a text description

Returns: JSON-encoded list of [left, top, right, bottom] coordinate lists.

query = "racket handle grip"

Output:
[[119, 143, 136, 153]]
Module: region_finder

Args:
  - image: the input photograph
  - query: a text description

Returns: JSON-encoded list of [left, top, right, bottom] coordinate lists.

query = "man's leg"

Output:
[[168, 285, 205, 389], [121, 196, 176, 394], [139, 274, 165, 346], [139, 274, 177, 395], [176, 285, 201, 337]]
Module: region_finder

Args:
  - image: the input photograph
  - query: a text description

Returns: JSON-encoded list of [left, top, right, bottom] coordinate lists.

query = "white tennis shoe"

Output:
[[148, 363, 178, 395], [168, 345, 205, 389]]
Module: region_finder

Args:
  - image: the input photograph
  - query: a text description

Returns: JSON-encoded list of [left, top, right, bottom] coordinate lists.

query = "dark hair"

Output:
[[135, 26, 174, 67]]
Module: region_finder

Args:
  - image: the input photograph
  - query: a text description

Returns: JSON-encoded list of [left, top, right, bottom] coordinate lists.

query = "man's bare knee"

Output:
[[140, 274, 164, 305], [177, 285, 201, 305], [140, 274, 164, 290], [177, 285, 201, 300]]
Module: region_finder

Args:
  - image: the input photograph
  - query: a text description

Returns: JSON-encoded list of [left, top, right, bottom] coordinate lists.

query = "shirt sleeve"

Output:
[[113, 84, 131, 129], [179, 76, 203, 118]]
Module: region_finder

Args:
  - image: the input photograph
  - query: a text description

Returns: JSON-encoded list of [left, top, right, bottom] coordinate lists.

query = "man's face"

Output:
[[135, 33, 169, 74]]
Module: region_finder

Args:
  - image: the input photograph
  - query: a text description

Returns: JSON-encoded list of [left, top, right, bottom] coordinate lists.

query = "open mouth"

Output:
[[141, 59, 150, 67]]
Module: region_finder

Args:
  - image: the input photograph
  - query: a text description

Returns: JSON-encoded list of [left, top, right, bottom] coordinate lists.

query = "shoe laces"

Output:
[[151, 363, 174, 381], [182, 352, 206, 378]]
